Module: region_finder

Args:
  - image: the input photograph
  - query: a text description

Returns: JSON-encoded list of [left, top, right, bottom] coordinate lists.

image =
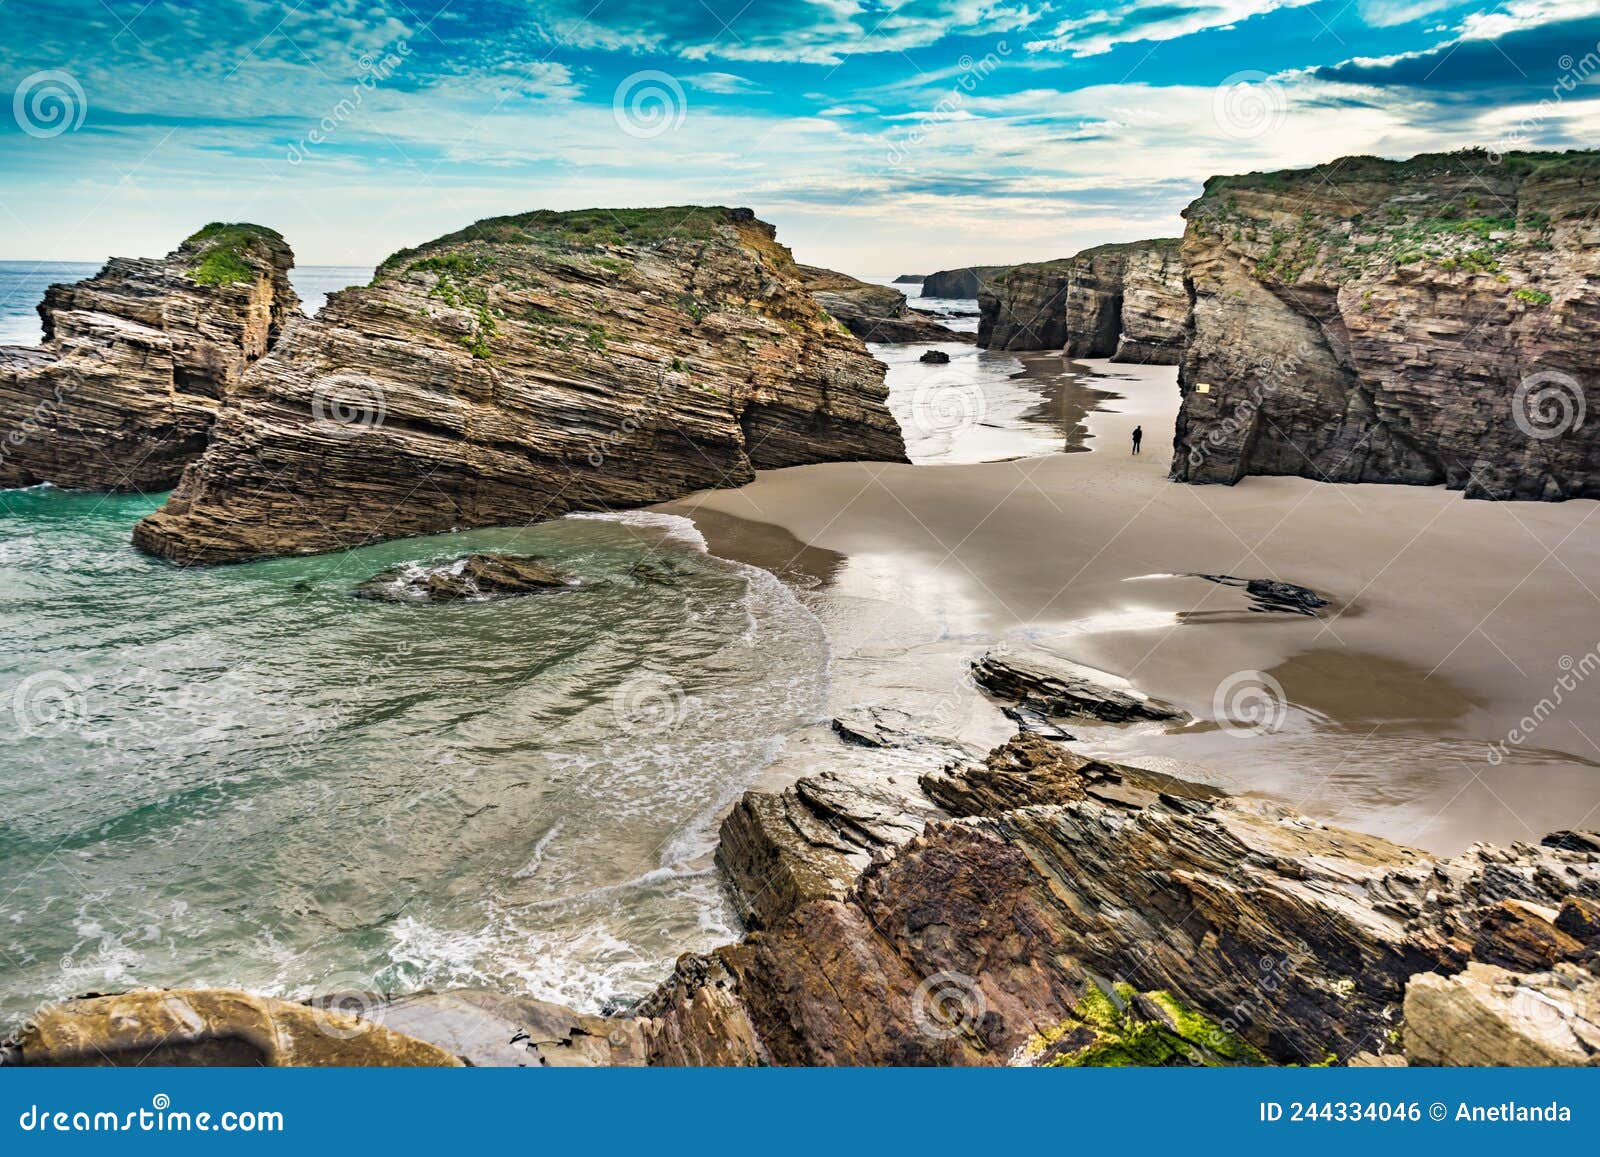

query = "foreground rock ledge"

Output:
[[133, 206, 907, 565], [13, 730, 1596, 1067]]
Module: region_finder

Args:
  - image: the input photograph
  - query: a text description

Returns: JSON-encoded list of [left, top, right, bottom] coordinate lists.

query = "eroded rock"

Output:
[[355, 553, 580, 602], [132, 208, 908, 564], [0, 224, 298, 491]]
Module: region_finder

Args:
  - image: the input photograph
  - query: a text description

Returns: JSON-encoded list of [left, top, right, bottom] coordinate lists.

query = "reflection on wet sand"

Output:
[[662, 354, 1600, 855]]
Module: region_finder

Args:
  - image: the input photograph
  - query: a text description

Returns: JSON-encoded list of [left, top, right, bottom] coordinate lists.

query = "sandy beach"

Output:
[[663, 354, 1600, 854]]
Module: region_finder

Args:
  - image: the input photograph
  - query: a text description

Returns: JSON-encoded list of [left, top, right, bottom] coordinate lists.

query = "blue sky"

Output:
[[2, 0, 1597, 273]]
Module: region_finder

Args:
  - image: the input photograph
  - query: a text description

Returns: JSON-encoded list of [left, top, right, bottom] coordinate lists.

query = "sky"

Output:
[[1, 0, 1598, 274]]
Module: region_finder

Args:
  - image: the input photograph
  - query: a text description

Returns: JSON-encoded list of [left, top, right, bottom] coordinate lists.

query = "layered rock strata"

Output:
[[797, 265, 967, 342], [0, 225, 298, 491], [132, 208, 907, 564], [977, 239, 1185, 360], [1173, 149, 1600, 499]]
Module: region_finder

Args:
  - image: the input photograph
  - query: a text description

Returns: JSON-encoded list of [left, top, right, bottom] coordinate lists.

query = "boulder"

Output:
[[4, 988, 459, 1067], [355, 553, 579, 602]]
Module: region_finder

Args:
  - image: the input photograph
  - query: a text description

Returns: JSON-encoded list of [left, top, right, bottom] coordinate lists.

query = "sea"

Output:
[[0, 263, 1085, 1025]]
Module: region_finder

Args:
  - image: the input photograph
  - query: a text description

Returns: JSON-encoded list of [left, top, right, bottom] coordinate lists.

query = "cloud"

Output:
[[684, 72, 768, 94], [1025, 0, 1322, 56], [1312, 12, 1600, 88]]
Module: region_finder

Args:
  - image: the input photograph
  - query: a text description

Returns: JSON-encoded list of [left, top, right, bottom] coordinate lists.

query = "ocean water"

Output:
[[0, 496, 829, 1024], [0, 263, 1074, 1027]]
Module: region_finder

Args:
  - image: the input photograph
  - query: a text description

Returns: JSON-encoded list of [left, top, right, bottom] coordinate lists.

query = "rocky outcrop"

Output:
[[354, 553, 581, 602], [1404, 963, 1600, 1066], [796, 265, 966, 343], [1173, 149, 1600, 500], [373, 990, 648, 1066], [977, 239, 1185, 359], [971, 645, 1189, 723], [922, 265, 1010, 299], [3, 988, 459, 1066], [642, 732, 1600, 1066], [0, 225, 298, 491], [132, 208, 907, 564]]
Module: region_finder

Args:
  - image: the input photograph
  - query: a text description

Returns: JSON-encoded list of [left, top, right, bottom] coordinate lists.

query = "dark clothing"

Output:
[[1131, 426, 1143, 454]]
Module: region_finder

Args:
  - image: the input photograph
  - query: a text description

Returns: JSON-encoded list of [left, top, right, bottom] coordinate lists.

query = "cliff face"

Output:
[[1173, 150, 1600, 500], [796, 265, 967, 343], [0, 225, 298, 491], [133, 208, 907, 564], [921, 265, 1009, 298], [977, 239, 1185, 360]]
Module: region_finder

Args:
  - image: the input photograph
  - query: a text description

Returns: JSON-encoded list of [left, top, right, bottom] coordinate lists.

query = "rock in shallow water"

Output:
[[355, 552, 581, 602]]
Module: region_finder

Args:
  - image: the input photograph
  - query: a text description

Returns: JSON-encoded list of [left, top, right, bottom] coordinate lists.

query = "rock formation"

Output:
[[132, 208, 907, 564], [0, 224, 298, 492], [797, 265, 967, 343], [978, 239, 1185, 360], [354, 553, 584, 602], [5, 988, 459, 1066], [922, 265, 1010, 299], [1173, 149, 1600, 500], [892, 274, 926, 284]]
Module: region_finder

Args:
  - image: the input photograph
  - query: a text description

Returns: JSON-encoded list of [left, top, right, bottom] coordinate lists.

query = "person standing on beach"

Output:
[[1131, 425, 1143, 454]]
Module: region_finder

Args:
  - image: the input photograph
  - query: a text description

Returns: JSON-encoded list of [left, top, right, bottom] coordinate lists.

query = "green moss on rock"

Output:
[[183, 222, 283, 286]]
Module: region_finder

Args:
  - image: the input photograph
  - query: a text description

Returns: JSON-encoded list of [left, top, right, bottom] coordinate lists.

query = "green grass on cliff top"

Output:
[[183, 222, 284, 286], [377, 206, 748, 275], [1203, 147, 1600, 194]]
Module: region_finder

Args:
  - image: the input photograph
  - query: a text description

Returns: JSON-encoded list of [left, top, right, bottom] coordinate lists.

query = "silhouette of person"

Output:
[[1131, 425, 1143, 455]]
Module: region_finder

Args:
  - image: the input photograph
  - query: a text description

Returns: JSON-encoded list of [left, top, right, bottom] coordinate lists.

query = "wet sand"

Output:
[[661, 356, 1600, 854]]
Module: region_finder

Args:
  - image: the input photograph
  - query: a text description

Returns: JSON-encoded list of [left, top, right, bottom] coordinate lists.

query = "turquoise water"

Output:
[[0, 489, 828, 1024]]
